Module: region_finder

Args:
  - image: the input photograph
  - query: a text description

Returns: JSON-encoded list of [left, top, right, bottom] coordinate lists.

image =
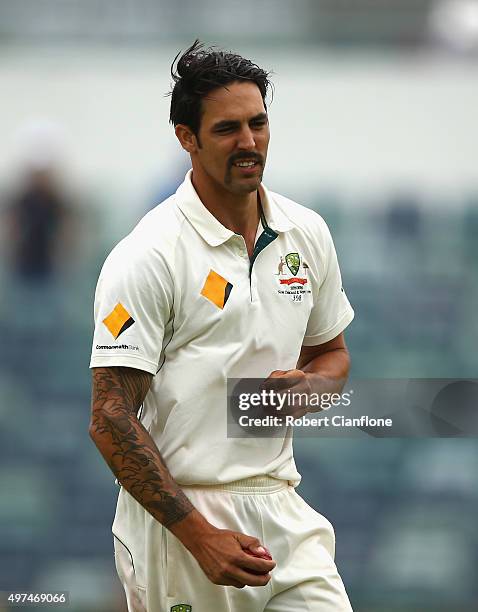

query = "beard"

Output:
[[224, 153, 265, 193]]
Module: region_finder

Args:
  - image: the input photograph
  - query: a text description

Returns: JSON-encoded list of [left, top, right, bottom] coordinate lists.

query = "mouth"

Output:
[[232, 159, 261, 174]]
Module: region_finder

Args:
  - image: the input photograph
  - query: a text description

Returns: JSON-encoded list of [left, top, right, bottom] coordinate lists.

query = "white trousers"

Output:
[[113, 477, 353, 612]]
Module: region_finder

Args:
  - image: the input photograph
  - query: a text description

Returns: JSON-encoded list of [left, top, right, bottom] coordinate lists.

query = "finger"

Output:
[[225, 566, 272, 588], [263, 374, 305, 391], [239, 552, 276, 573], [269, 369, 305, 381], [267, 370, 289, 378], [224, 578, 246, 589], [247, 544, 272, 559], [234, 535, 275, 565], [261, 380, 291, 394], [234, 533, 261, 550], [259, 371, 289, 391]]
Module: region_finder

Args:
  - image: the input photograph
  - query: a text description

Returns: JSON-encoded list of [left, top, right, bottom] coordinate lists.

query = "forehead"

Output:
[[200, 81, 266, 127]]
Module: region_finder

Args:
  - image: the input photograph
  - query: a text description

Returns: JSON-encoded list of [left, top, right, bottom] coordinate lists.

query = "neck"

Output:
[[191, 168, 260, 253]]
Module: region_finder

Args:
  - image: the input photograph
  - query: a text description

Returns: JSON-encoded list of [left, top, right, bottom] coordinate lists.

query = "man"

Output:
[[90, 41, 354, 612]]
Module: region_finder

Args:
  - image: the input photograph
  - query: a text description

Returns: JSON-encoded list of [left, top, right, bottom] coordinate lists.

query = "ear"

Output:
[[175, 124, 199, 154]]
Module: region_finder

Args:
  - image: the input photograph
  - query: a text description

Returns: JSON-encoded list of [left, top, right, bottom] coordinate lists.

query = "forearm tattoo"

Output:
[[90, 367, 193, 527]]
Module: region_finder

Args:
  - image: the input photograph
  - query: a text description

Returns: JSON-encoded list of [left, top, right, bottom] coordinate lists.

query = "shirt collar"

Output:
[[175, 170, 293, 247], [259, 183, 294, 233]]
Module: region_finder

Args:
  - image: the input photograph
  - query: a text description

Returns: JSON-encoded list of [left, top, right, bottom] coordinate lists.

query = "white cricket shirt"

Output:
[[90, 171, 354, 486]]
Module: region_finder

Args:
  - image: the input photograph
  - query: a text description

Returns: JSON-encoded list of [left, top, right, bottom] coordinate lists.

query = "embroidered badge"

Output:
[[276, 253, 311, 302]]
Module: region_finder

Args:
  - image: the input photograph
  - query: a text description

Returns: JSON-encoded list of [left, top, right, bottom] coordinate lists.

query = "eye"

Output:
[[251, 120, 267, 129], [215, 125, 236, 134]]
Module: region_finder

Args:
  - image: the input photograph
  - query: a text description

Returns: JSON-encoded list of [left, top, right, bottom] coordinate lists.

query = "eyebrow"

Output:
[[212, 113, 268, 131]]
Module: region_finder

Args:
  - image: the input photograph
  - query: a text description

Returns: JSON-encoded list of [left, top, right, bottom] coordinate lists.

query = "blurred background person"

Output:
[[5, 165, 70, 283], [2, 118, 75, 284], [0, 119, 80, 339]]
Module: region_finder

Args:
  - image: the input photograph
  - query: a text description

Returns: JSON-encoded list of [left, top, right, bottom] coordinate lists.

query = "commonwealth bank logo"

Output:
[[171, 605, 191, 612], [102, 302, 135, 339], [201, 269, 233, 309]]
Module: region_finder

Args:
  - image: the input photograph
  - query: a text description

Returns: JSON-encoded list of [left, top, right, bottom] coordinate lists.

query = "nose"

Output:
[[237, 125, 255, 150]]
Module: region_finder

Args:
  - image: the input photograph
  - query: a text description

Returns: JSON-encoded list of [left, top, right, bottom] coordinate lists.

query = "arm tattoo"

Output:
[[90, 367, 194, 528]]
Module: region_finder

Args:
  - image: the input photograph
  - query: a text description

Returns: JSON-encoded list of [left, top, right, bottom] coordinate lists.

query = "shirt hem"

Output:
[[302, 307, 355, 346], [89, 355, 158, 375]]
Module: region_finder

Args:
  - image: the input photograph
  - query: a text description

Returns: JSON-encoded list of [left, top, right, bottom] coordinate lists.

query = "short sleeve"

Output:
[[89, 240, 173, 374], [303, 219, 354, 346]]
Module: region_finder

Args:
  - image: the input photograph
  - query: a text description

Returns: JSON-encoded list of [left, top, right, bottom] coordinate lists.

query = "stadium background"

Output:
[[0, 1, 477, 610]]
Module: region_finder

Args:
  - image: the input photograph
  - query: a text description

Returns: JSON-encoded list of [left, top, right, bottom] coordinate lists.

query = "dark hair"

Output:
[[169, 40, 272, 136]]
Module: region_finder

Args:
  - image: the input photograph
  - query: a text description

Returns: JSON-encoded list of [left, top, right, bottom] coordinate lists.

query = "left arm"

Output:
[[262, 332, 350, 417], [297, 332, 350, 381], [263, 214, 354, 416]]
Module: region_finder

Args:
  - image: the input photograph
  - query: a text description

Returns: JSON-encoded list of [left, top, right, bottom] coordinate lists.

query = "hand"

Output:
[[261, 369, 313, 419], [188, 525, 276, 588]]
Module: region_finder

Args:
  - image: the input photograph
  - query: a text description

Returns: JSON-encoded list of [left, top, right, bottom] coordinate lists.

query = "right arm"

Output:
[[89, 365, 275, 588], [89, 366, 194, 527]]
